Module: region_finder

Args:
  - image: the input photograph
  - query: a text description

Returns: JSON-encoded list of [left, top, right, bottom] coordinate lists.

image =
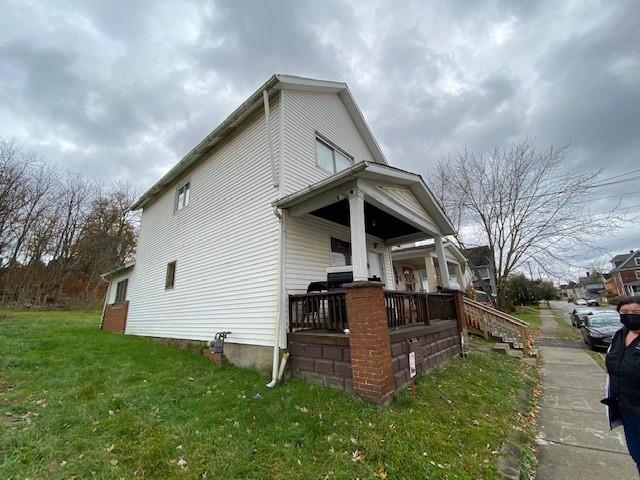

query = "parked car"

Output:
[[574, 298, 588, 305], [580, 311, 622, 350], [586, 299, 600, 307], [570, 307, 594, 327]]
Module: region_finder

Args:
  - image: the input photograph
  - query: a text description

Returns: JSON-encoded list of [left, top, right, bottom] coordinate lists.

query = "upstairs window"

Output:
[[330, 237, 352, 266], [316, 138, 352, 174], [114, 279, 128, 304], [635, 257, 640, 266], [165, 261, 176, 289], [636, 270, 640, 280], [176, 181, 190, 211]]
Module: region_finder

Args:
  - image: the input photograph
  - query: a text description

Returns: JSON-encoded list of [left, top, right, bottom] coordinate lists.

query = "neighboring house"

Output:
[[576, 272, 605, 300], [391, 240, 468, 292], [559, 280, 579, 299], [101, 74, 458, 380], [608, 250, 640, 296], [463, 246, 497, 296]]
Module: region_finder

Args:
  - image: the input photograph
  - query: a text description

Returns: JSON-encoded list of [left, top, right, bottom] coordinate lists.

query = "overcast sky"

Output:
[[1, 0, 638, 279]]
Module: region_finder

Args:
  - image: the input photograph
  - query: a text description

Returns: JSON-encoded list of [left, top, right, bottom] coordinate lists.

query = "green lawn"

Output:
[[513, 306, 541, 329], [1, 310, 534, 479]]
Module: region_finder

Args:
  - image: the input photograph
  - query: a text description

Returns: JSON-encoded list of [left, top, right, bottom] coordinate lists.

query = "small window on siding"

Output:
[[330, 237, 352, 266], [316, 138, 352, 174], [636, 270, 640, 280], [114, 279, 128, 304], [176, 182, 190, 211], [635, 257, 640, 266], [165, 261, 176, 289]]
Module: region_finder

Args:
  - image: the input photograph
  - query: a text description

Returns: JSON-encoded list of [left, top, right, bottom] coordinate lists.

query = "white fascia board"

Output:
[[133, 74, 280, 210]]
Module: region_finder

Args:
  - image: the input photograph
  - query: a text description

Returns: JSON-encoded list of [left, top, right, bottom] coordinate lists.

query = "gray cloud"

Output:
[[1, 0, 638, 275]]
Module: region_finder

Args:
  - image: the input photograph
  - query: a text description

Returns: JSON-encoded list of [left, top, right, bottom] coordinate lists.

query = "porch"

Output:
[[275, 162, 463, 403]]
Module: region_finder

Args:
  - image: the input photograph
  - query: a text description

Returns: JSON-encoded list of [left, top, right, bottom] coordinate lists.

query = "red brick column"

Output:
[[344, 281, 394, 405]]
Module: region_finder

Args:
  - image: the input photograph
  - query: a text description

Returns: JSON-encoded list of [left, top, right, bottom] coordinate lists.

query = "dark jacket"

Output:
[[603, 327, 640, 427]]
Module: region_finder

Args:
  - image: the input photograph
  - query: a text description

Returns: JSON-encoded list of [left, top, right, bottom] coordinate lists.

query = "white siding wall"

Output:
[[126, 98, 281, 347], [282, 90, 376, 195], [108, 270, 132, 303], [285, 214, 393, 294]]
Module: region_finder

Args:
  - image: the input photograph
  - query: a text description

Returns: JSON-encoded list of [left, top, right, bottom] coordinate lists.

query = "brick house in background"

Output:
[[609, 250, 640, 296]]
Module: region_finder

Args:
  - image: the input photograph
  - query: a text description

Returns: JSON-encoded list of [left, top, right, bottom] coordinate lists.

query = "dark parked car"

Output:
[[580, 311, 621, 350], [570, 307, 594, 327]]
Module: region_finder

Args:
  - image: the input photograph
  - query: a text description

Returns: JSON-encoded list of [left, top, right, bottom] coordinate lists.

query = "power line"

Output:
[[442, 173, 640, 209]]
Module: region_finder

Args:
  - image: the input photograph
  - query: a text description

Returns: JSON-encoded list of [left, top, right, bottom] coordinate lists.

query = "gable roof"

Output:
[[274, 161, 456, 236], [610, 250, 640, 271], [132, 74, 388, 210]]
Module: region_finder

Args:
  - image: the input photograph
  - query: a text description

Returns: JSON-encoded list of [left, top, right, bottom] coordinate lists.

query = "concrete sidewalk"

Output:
[[535, 308, 637, 478]]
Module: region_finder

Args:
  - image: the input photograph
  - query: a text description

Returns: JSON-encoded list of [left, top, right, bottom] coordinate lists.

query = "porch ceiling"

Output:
[[310, 199, 420, 240]]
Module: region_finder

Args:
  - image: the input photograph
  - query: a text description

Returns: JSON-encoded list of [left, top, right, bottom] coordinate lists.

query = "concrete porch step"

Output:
[[491, 342, 511, 354]]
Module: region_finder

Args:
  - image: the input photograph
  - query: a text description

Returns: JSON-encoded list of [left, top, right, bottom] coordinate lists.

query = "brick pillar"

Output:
[[344, 281, 394, 405]]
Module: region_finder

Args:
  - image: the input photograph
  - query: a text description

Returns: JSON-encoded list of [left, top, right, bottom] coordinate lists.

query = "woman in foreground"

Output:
[[604, 295, 640, 475]]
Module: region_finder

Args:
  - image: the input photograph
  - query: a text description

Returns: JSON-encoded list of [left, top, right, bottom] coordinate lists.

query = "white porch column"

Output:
[[454, 263, 465, 289], [349, 189, 368, 282], [434, 235, 450, 289], [424, 255, 438, 293]]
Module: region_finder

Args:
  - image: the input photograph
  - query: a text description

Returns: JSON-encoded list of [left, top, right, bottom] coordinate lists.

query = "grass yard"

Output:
[[513, 306, 541, 329], [1, 310, 535, 479], [551, 312, 581, 341]]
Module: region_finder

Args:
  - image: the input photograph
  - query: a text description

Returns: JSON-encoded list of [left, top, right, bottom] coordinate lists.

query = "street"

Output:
[[535, 301, 637, 479]]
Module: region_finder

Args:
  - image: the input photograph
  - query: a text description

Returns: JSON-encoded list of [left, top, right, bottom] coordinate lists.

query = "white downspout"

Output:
[[267, 90, 286, 388]]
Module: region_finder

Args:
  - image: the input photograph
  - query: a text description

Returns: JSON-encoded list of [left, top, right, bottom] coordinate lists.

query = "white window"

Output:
[[176, 182, 190, 211], [316, 138, 352, 174], [635, 257, 640, 266], [477, 266, 491, 280], [330, 237, 352, 266], [636, 270, 640, 280]]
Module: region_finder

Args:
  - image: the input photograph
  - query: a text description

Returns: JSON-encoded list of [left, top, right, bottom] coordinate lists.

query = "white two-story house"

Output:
[[102, 74, 457, 383]]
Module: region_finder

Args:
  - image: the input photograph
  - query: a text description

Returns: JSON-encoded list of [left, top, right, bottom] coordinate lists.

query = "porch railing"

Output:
[[288, 290, 458, 333], [463, 297, 532, 355], [384, 291, 456, 329], [289, 290, 347, 332]]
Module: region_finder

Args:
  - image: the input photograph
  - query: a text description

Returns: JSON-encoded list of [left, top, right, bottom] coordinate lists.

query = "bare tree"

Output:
[[432, 139, 622, 308]]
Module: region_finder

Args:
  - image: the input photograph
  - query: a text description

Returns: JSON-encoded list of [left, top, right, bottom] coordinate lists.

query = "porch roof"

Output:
[[391, 242, 467, 265], [274, 162, 456, 240]]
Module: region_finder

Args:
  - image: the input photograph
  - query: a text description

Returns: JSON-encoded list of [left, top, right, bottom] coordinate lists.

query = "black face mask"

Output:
[[620, 313, 640, 331]]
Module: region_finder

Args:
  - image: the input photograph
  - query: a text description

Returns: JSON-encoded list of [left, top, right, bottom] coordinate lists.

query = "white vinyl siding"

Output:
[[125, 96, 281, 347], [282, 90, 377, 195], [285, 214, 394, 294]]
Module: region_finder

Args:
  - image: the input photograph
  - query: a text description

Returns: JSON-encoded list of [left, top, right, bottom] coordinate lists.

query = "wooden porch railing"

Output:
[[289, 290, 347, 332], [384, 291, 456, 329], [463, 297, 533, 355]]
